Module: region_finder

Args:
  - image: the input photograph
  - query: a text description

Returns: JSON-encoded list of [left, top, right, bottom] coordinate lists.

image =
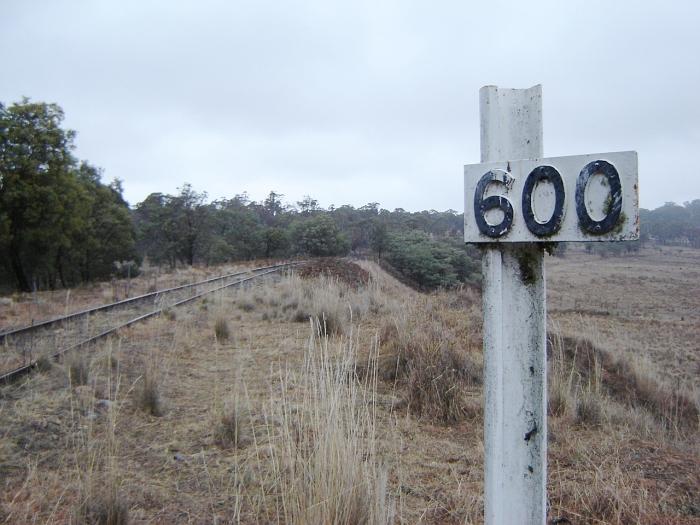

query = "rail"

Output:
[[0, 262, 299, 383]]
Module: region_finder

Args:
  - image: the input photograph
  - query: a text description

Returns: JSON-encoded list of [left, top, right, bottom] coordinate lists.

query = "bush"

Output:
[[293, 215, 350, 257], [383, 232, 478, 290]]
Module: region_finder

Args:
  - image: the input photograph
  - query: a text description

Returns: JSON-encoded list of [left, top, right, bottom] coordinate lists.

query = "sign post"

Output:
[[465, 85, 638, 524]]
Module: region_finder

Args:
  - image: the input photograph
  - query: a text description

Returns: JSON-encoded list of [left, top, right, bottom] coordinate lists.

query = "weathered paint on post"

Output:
[[480, 85, 547, 524]]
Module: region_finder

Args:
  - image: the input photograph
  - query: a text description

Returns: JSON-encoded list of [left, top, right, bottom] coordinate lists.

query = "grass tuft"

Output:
[[575, 389, 604, 426], [269, 326, 392, 524], [35, 354, 54, 373], [77, 488, 129, 525], [375, 307, 482, 424], [215, 405, 251, 449], [139, 361, 164, 417], [67, 355, 90, 386], [214, 317, 230, 341]]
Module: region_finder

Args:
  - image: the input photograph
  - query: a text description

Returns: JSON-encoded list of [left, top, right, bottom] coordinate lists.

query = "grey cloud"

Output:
[[2, 0, 698, 210]]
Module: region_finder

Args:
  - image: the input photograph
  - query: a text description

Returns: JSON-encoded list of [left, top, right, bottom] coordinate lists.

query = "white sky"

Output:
[[2, 0, 699, 211]]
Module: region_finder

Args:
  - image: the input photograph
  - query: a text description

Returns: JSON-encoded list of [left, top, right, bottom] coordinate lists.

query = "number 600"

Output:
[[473, 160, 622, 238]]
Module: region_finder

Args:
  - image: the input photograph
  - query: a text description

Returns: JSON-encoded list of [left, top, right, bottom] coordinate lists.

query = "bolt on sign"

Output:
[[465, 85, 639, 525]]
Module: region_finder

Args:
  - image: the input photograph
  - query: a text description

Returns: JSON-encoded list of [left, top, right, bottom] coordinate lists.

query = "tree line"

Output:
[[132, 185, 478, 289], [2, 99, 699, 293]]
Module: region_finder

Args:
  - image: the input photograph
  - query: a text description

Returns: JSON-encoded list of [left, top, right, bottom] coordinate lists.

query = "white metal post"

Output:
[[480, 85, 547, 524]]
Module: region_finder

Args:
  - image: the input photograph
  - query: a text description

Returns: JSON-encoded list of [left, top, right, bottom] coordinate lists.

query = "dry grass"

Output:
[[547, 245, 700, 390], [138, 355, 165, 417], [1, 253, 698, 524], [214, 316, 230, 342], [236, 269, 388, 337], [546, 331, 699, 438], [0, 261, 255, 331], [374, 302, 482, 424], [67, 353, 91, 387], [265, 327, 391, 524]]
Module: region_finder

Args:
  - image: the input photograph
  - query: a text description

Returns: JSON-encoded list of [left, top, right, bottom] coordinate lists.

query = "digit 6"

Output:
[[474, 170, 514, 238]]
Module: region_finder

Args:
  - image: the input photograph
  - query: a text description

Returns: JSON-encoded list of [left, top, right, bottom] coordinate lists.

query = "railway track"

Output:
[[0, 262, 299, 383]]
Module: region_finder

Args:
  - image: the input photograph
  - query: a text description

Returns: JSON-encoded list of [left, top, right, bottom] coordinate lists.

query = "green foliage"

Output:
[[640, 200, 700, 248], [384, 231, 478, 289], [293, 215, 349, 257], [0, 99, 137, 291]]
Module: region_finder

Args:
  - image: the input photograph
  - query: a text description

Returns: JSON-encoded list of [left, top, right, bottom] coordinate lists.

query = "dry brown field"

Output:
[[547, 245, 700, 390], [1, 251, 698, 524]]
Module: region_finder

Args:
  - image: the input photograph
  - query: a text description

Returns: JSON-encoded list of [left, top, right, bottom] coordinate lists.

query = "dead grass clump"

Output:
[[269, 329, 391, 524], [286, 279, 350, 336], [214, 317, 230, 341], [575, 390, 604, 427], [548, 334, 573, 418], [377, 308, 482, 424], [316, 310, 345, 337], [67, 355, 90, 386], [215, 405, 251, 449], [77, 487, 129, 525], [548, 375, 571, 418], [139, 361, 164, 417], [34, 354, 54, 373], [238, 299, 256, 312]]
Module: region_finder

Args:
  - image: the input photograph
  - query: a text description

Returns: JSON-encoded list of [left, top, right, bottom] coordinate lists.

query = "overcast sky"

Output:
[[2, 0, 698, 211]]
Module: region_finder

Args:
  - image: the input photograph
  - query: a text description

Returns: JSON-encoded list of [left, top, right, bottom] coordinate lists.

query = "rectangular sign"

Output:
[[464, 151, 638, 243]]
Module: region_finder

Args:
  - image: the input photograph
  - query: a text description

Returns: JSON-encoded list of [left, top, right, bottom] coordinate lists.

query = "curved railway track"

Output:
[[0, 262, 299, 383]]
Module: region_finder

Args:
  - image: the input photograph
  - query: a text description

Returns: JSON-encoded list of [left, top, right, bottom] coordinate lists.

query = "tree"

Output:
[[369, 220, 388, 258], [293, 215, 349, 256], [170, 184, 209, 265], [297, 195, 319, 215], [69, 165, 138, 282], [133, 185, 210, 267], [0, 100, 138, 290]]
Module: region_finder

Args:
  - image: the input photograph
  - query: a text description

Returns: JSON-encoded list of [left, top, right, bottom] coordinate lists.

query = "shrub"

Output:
[[292, 215, 350, 256], [383, 232, 479, 290]]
